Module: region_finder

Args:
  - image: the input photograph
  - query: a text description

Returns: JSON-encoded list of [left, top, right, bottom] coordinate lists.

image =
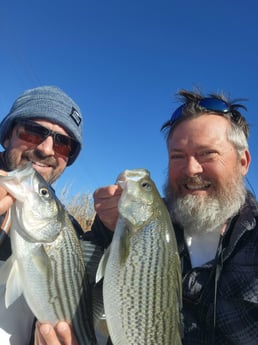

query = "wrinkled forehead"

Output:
[[168, 114, 231, 143]]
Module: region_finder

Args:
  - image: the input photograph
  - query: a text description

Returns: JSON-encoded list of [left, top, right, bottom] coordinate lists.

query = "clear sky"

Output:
[[1, 0, 258, 199]]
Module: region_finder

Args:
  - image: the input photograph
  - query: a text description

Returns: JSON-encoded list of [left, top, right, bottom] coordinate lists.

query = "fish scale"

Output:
[[44, 225, 83, 318], [117, 222, 178, 344], [97, 169, 182, 345]]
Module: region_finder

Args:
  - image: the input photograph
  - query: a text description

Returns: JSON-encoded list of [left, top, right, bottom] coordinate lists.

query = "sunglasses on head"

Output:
[[15, 119, 80, 158], [163, 97, 241, 129]]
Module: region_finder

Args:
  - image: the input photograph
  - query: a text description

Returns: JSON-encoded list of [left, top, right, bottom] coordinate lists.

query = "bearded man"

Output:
[[88, 89, 258, 345]]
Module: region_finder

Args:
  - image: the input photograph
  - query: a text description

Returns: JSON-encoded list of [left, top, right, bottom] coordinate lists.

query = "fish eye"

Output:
[[141, 181, 152, 191], [39, 187, 50, 198]]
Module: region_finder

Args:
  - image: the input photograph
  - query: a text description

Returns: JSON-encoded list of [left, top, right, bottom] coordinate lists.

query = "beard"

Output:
[[163, 173, 247, 236], [4, 148, 57, 170]]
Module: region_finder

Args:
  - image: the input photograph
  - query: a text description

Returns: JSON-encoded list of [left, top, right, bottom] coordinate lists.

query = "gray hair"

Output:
[[161, 89, 249, 155]]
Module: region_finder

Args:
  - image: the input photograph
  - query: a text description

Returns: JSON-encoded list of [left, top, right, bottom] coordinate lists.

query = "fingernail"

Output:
[[58, 322, 68, 332], [41, 324, 51, 335]]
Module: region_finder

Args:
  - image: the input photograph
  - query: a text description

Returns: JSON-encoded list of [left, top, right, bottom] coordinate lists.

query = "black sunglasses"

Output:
[[162, 97, 242, 130], [15, 119, 80, 158]]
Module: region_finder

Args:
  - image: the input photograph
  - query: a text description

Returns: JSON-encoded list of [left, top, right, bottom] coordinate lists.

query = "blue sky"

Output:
[[1, 0, 258, 199]]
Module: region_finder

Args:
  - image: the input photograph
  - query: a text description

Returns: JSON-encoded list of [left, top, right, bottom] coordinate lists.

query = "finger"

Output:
[[0, 170, 8, 177], [0, 172, 15, 214], [34, 323, 43, 345], [94, 186, 121, 213], [38, 323, 60, 345], [0, 185, 8, 198], [34, 322, 46, 345], [93, 186, 121, 231], [99, 212, 119, 231], [93, 185, 122, 200], [55, 322, 79, 345], [94, 197, 120, 214], [0, 194, 15, 215]]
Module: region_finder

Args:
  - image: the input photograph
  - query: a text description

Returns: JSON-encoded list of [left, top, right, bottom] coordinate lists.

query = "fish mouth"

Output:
[[116, 177, 126, 190], [116, 169, 150, 189], [0, 163, 35, 202]]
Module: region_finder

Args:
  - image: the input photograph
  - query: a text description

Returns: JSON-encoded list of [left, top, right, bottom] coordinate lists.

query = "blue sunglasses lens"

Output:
[[170, 98, 230, 125], [170, 104, 185, 123], [198, 98, 229, 113]]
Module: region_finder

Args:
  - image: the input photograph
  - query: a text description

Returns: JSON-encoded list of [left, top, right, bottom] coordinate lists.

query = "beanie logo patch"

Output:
[[70, 107, 81, 127]]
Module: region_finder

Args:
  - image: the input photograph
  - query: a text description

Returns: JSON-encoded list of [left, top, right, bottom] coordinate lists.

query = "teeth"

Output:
[[186, 184, 210, 190], [33, 161, 47, 168]]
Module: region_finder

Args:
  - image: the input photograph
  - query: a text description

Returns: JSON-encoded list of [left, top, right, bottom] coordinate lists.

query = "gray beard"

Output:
[[164, 176, 247, 236]]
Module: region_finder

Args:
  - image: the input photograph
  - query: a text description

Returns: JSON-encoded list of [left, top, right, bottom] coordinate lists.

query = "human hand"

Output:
[[0, 170, 15, 215], [34, 321, 79, 345], [93, 184, 122, 231]]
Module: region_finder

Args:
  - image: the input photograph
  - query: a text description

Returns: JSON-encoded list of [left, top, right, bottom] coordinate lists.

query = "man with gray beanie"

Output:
[[0, 86, 84, 345]]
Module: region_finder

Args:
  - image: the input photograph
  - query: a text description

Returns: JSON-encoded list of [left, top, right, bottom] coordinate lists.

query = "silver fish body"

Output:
[[0, 164, 97, 345], [97, 169, 182, 345]]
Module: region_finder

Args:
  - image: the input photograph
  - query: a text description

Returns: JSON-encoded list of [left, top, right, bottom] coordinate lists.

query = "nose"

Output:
[[36, 135, 55, 156], [184, 156, 203, 176]]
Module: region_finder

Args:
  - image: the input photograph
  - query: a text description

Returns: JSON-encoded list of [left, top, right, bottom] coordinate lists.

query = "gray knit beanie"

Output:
[[0, 85, 83, 165]]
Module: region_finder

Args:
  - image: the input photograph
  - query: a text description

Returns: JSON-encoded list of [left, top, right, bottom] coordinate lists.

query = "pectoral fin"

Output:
[[32, 246, 49, 275], [96, 247, 110, 283], [2, 257, 23, 308], [0, 255, 14, 285]]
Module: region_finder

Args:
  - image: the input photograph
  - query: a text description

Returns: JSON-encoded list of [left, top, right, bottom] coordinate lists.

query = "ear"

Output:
[[3, 137, 10, 149], [3, 126, 15, 148], [240, 149, 251, 176]]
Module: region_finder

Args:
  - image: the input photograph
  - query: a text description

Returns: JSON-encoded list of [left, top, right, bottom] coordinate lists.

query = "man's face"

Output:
[[165, 114, 250, 232], [4, 119, 70, 184], [167, 114, 249, 198]]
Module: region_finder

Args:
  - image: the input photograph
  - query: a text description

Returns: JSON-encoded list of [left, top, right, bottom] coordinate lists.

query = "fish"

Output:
[[0, 163, 97, 345], [96, 168, 182, 345]]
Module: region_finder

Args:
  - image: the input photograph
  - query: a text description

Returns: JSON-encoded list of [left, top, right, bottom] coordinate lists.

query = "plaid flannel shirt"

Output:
[[177, 191, 258, 345]]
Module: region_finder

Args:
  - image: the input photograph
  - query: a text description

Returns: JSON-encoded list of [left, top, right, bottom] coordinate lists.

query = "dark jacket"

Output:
[[85, 191, 258, 345]]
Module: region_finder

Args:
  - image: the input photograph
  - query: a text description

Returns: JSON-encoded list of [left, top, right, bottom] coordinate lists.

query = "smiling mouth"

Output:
[[185, 182, 211, 191], [32, 161, 51, 168]]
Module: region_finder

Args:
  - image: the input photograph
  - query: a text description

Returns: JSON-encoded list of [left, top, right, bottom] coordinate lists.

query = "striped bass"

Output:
[[97, 169, 182, 345], [0, 164, 97, 345]]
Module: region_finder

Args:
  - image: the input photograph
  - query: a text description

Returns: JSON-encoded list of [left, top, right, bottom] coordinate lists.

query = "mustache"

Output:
[[22, 149, 57, 168]]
